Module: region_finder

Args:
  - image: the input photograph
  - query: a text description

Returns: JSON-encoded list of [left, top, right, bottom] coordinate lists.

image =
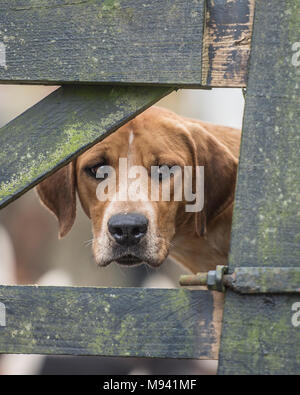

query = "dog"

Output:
[[37, 106, 241, 276]]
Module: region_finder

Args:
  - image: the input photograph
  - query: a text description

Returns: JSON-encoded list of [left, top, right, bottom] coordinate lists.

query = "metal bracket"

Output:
[[180, 266, 300, 294]]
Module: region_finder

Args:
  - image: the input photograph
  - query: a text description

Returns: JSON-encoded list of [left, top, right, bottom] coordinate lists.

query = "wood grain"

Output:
[[218, 0, 300, 375], [0, 286, 219, 359], [202, 0, 255, 87], [0, 85, 172, 209], [0, 0, 204, 86], [0, 0, 255, 87]]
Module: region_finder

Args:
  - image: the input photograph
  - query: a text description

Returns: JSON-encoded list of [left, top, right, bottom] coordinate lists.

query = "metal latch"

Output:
[[180, 266, 300, 294]]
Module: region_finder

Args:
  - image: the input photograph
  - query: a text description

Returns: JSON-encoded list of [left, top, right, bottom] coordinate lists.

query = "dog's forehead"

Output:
[[80, 107, 187, 161], [79, 124, 131, 160]]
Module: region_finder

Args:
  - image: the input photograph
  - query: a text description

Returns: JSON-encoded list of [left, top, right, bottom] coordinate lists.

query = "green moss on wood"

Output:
[[0, 0, 204, 85], [0, 286, 217, 359], [0, 85, 172, 208], [219, 0, 300, 375]]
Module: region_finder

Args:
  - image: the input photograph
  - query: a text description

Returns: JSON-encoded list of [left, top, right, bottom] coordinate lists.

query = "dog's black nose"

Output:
[[108, 213, 148, 246]]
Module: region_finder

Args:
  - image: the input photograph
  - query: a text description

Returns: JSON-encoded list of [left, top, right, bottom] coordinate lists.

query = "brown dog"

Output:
[[37, 106, 241, 275]]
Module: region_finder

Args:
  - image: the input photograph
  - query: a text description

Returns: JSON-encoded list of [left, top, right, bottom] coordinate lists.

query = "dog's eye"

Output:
[[87, 161, 108, 180], [153, 164, 176, 182]]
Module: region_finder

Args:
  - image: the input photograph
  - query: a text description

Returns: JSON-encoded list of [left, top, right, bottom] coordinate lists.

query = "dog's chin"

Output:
[[96, 254, 165, 268], [115, 254, 143, 267]]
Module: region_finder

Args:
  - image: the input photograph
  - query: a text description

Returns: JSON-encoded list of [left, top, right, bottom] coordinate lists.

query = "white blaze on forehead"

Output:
[[129, 130, 134, 146], [127, 130, 135, 168]]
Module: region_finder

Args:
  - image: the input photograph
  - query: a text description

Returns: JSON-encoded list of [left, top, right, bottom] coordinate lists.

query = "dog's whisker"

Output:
[[166, 239, 198, 254], [143, 263, 150, 276], [144, 263, 154, 275], [84, 238, 94, 247]]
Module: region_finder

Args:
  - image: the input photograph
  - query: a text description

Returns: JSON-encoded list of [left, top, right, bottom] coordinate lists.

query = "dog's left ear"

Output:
[[188, 122, 238, 236], [36, 162, 76, 238]]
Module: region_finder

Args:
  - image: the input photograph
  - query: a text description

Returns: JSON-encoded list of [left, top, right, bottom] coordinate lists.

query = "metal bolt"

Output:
[[179, 272, 208, 287], [179, 265, 228, 292], [180, 266, 300, 295]]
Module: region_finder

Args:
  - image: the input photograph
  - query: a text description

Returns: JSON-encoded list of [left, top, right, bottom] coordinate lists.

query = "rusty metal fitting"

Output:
[[179, 265, 228, 291], [179, 272, 208, 287], [179, 266, 300, 295]]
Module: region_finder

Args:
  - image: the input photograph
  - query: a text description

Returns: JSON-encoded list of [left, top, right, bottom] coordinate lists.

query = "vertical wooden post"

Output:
[[218, 0, 300, 374]]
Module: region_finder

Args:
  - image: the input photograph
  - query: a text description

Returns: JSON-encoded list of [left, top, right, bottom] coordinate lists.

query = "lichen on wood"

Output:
[[0, 0, 204, 86], [218, 0, 300, 375], [0, 85, 172, 208], [0, 285, 218, 359]]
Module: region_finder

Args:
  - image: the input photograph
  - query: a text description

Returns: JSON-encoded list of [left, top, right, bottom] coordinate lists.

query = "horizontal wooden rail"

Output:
[[0, 286, 219, 359], [0, 0, 205, 87], [0, 85, 172, 209], [0, 0, 254, 87]]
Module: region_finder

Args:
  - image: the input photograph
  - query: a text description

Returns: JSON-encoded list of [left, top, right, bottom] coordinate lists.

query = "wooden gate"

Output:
[[0, 0, 299, 374]]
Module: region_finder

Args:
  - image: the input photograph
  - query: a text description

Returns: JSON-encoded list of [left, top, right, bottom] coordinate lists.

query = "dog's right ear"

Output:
[[36, 162, 76, 238], [187, 122, 238, 237]]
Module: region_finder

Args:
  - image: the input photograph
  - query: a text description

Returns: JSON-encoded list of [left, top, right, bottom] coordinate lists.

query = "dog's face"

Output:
[[37, 107, 237, 268], [76, 109, 196, 268]]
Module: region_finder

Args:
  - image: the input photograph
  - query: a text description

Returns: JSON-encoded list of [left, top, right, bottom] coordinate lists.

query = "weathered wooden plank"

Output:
[[0, 286, 218, 359], [0, 0, 255, 87], [202, 0, 255, 87], [219, 294, 300, 374], [0, 0, 204, 86], [0, 85, 172, 209], [218, 0, 300, 375]]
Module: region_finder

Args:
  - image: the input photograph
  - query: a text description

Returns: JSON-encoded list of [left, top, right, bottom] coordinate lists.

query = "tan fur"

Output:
[[36, 106, 241, 274]]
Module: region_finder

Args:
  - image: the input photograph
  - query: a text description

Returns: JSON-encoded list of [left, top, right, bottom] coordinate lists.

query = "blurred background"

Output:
[[0, 85, 244, 375]]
